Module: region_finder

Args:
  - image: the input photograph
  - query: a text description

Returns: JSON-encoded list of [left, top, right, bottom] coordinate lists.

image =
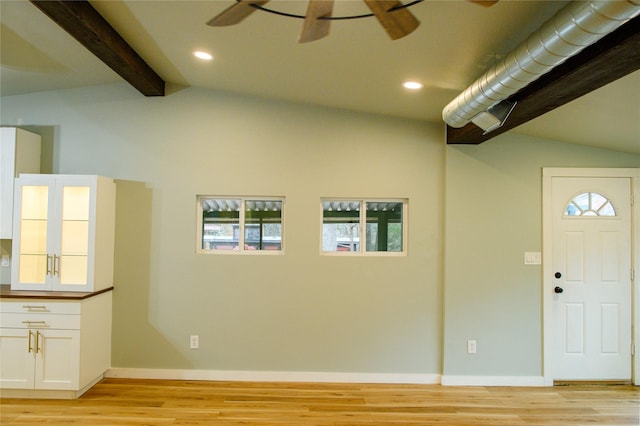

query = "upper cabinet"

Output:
[[0, 128, 41, 239], [11, 175, 116, 292]]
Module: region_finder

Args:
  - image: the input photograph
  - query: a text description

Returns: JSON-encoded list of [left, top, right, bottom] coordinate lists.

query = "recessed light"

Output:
[[403, 81, 423, 90], [193, 50, 213, 61]]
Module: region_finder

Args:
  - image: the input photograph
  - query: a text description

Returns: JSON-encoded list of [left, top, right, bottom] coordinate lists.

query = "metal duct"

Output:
[[442, 0, 640, 129]]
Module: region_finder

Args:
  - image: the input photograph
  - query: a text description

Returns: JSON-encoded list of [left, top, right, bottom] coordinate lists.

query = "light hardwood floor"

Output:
[[1, 378, 639, 425]]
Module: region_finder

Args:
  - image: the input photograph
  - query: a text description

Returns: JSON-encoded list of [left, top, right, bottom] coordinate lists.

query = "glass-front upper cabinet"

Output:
[[11, 175, 116, 292]]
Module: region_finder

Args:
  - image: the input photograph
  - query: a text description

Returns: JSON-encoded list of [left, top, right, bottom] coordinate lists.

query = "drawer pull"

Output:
[[53, 254, 60, 277], [22, 320, 48, 328], [28, 330, 34, 353], [35, 331, 42, 353], [22, 305, 49, 312]]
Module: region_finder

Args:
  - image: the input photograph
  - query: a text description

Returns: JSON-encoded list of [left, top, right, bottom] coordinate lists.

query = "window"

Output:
[[564, 192, 616, 217], [322, 199, 406, 254], [197, 197, 283, 253]]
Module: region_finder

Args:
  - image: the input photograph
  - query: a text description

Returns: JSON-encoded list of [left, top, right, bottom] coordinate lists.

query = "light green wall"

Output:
[[1, 84, 444, 373], [0, 240, 10, 284], [3, 83, 638, 378], [444, 135, 639, 377]]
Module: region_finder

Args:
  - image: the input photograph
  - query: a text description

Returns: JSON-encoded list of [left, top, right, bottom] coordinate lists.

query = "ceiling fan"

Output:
[[207, 0, 498, 43]]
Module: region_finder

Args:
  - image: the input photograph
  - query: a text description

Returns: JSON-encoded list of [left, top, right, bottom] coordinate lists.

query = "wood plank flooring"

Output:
[[1, 378, 638, 425]]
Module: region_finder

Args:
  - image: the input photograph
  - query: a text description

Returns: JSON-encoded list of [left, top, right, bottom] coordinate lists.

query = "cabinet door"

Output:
[[34, 329, 80, 390], [0, 328, 35, 389], [11, 176, 56, 290], [0, 129, 17, 239], [0, 128, 41, 239], [54, 177, 94, 291]]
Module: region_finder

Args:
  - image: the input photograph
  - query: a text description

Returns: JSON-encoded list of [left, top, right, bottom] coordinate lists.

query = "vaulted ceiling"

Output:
[[1, 0, 639, 154]]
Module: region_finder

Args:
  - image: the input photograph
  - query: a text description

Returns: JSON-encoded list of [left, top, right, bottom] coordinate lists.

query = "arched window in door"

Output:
[[564, 192, 616, 217]]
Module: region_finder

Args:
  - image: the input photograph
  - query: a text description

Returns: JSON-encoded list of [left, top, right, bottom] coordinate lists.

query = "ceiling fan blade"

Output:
[[469, 0, 499, 6], [207, 0, 270, 26], [363, 0, 420, 40], [299, 0, 335, 43]]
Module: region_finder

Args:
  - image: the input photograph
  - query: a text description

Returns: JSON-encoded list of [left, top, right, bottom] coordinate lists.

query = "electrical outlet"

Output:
[[467, 339, 477, 354], [190, 335, 199, 349]]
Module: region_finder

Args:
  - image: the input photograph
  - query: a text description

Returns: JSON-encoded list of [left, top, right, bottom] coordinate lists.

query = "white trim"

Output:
[[196, 195, 285, 255], [634, 173, 640, 386], [542, 168, 640, 178], [542, 167, 640, 387], [319, 198, 409, 256], [441, 375, 545, 387], [106, 368, 440, 385]]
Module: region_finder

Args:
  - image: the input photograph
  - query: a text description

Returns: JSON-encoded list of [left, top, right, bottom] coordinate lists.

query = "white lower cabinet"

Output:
[[0, 290, 112, 398], [1, 328, 80, 390]]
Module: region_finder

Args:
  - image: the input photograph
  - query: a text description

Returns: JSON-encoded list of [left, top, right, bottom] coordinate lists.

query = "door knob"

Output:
[[554, 286, 564, 294], [554, 272, 562, 279]]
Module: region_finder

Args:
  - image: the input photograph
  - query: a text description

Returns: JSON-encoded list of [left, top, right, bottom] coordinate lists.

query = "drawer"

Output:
[[0, 312, 81, 330], [0, 301, 81, 315]]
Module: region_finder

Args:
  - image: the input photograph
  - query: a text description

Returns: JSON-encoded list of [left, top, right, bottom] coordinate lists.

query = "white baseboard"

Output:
[[106, 368, 441, 385], [441, 375, 546, 387], [106, 369, 547, 387]]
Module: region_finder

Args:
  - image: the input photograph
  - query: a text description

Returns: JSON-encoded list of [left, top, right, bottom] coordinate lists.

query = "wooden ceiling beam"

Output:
[[30, 0, 165, 96], [446, 15, 640, 145]]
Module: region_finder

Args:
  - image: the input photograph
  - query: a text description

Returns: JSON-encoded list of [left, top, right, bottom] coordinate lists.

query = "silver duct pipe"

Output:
[[442, 0, 640, 129]]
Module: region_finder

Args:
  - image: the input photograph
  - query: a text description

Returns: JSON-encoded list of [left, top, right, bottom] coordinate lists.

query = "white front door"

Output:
[[551, 177, 632, 381]]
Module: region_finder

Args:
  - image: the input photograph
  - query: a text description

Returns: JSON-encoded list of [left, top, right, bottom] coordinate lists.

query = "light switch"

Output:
[[524, 252, 541, 265], [1, 256, 9, 267]]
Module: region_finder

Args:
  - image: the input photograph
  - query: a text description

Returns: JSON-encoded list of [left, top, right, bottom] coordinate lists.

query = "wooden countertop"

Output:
[[0, 285, 113, 300]]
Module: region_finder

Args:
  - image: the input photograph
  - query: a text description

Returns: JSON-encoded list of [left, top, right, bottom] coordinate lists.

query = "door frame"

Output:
[[542, 167, 639, 386]]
